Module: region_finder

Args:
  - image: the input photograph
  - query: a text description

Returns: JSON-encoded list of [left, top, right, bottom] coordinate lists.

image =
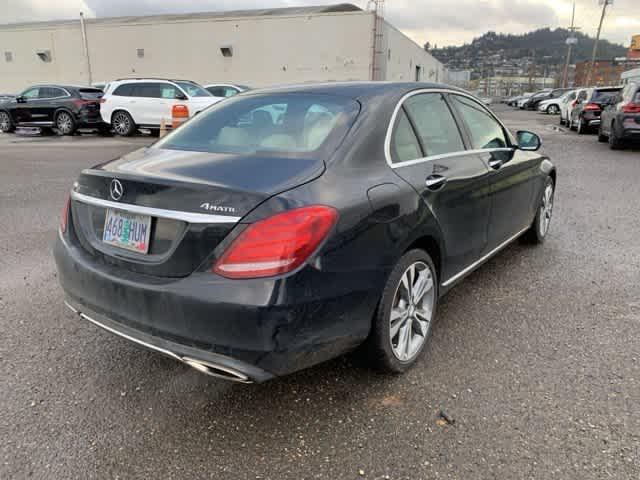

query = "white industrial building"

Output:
[[0, 4, 447, 92]]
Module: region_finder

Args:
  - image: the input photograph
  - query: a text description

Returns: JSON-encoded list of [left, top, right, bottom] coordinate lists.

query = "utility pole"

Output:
[[79, 12, 93, 85], [562, 1, 580, 88], [585, 0, 613, 87]]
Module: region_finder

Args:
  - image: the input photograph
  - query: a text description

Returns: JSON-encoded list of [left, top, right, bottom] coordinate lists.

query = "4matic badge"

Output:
[[200, 203, 236, 214]]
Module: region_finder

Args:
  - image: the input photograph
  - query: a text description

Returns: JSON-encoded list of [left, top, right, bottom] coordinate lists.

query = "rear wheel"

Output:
[[0, 111, 15, 133], [55, 111, 76, 135], [547, 104, 559, 115], [576, 116, 587, 135], [609, 122, 625, 150], [523, 176, 554, 244], [367, 249, 438, 373], [112, 111, 136, 136]]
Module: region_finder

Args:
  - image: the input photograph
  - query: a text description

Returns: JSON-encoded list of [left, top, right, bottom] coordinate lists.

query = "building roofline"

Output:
[[0, 4, 363, 30]]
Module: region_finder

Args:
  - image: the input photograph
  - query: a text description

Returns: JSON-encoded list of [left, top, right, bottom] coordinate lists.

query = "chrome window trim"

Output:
[[441, 225, 530, 287], [71, 191, 241, 224], [384, 88, 515, 169]]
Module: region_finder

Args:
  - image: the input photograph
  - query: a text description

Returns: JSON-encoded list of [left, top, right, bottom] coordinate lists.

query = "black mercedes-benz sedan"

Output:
[[0, 84, 104, 135], [54, 82, 556, 383]]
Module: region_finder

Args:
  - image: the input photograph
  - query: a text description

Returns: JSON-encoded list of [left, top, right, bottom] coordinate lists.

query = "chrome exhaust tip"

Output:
[[182, 358, 252, 384]]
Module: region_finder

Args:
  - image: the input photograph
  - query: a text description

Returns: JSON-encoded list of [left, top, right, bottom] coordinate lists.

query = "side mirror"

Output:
[[175, 93, 187, 101], [16, 96, 26, 103], [516, 130, 541, 151]]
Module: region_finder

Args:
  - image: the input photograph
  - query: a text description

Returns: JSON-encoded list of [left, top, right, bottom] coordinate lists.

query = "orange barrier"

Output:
[[172, 104, 189, 129]]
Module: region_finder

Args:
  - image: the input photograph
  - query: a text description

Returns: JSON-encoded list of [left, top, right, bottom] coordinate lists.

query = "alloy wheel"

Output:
[[539, 183, 554, 237], [389, 261, 435, 362], [0, 112, 10, 131], [113, 113, 130, 135], [548, 105, 559, 115], [57, 112, 73, 134]]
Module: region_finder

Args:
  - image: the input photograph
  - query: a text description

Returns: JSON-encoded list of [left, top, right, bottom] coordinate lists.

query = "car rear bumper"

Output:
[[53, 231, 378, 381]]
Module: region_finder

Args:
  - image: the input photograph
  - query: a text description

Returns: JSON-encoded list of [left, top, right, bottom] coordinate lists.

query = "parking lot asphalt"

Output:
[[1, 107, 639, 480]]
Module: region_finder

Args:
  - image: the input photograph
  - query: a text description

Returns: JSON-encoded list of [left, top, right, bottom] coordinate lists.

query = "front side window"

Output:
[[159, 84, 178, 99], [450, 95, 507, 150], [21, 88, 39, 99], [391, 110, 422, 163], [155, 93, 359, 156], [174, 81, 211, 98], [403, 93, 465, 156]]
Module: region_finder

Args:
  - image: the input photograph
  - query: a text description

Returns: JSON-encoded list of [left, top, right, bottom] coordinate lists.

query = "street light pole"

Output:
[[585, 0, 613, 87], [562, 1, 579, 88]]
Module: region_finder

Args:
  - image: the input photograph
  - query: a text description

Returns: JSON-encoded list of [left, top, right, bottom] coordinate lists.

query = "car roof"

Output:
[[240, 81, 470, 101]]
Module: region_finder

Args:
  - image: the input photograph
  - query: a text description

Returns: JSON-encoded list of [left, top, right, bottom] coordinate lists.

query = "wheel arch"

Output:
[[53, 107, 75, 121], [403, 235, 443, 282], [110, 108, 135, 124]]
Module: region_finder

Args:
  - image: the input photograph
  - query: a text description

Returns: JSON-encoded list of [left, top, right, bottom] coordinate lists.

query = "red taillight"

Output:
[[60, 193, 71, 233], [584, 103, 601, 111], [73, 99, 97, 108], [622, 103, 640, 113], [213, 206, 338, 279]]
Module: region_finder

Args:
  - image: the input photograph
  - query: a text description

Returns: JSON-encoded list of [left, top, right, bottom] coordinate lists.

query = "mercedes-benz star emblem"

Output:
[[110, 179, 124, 201]]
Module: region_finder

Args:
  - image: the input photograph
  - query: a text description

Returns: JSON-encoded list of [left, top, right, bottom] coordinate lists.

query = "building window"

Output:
[[220, 46, 233, 57], [137, 48, 145, 58], [36, 50, 52, 62], [4, 51, 12, 62]]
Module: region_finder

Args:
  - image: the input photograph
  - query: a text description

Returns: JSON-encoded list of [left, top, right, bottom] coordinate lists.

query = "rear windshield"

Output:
[[155, 93, 360, 156], [592, 89, 620, 103], [78, 88, 103, 99], [175, 82, 211, 97]]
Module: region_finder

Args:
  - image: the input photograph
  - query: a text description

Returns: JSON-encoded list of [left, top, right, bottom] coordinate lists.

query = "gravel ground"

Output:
[[1, 108, 639, 480]]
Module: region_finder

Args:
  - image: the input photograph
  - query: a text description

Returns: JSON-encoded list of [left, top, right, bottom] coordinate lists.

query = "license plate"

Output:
[[103, 209, 152, 254]]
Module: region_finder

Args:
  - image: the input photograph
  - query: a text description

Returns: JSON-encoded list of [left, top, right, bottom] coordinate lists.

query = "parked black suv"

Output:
[[570, 86, 622, 134], [0, 85, 104, 135], [598, 82, 640, 149]]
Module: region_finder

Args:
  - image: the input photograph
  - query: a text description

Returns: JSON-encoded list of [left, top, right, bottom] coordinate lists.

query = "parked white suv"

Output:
[[100, 78, 221, 136]]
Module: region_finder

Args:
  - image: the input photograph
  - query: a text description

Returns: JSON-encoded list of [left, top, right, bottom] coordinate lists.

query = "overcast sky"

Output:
[[1, 0, 638, 48]]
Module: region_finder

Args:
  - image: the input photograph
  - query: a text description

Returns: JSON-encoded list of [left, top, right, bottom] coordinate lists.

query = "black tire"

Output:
[[0, 110, 15, 133], [523, 176, 554, 245], [366, 249, 438, 373], [55, 110, 76, 136], [547, 104, 559, 115], [559, 115, 565, 126], [97, 124, 112, 136], [597, 124, 608, 143], [569, 116, 577, 131], [111, 111, 136, 136], [576, 115, 587, 135], [608, 122, 625, 150]]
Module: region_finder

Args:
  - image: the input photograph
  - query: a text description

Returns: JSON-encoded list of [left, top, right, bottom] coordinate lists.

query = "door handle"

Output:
[[425, 174, 447, 191], [488, 159, 503, 170]]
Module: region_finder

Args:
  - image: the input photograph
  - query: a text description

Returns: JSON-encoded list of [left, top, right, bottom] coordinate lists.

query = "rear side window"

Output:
[[78, 88, 103, 99], [391, 110, 423, 163], [112, 84, 134, 96], [38, 87, 63, 99], [403, 93, 465, 156], [593, 89, 621, 103], [132, 83, 161, 98], [155, 93, 359, 156], [450, 95, 507, 150]]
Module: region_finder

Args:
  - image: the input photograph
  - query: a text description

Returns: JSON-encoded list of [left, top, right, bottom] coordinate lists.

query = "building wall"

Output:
[[0, 11, 375, 92], [381, 22, 446, 83], [574, 59, 640, 87]]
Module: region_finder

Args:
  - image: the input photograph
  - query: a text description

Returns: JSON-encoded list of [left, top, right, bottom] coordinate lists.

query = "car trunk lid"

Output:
[[70, 147, 325, 277]]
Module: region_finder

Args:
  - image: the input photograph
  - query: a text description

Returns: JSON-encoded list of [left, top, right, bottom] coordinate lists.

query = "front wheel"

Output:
[[55, 111, 76, 135], [547, 105, 559, 115], [367, 249, 438, 373], [0, 111, 15, 133], [523, 177, 554, 244]]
